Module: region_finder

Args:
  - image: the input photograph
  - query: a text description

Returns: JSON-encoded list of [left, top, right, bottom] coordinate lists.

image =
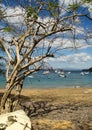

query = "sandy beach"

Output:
[[0, 87, 92, 129]]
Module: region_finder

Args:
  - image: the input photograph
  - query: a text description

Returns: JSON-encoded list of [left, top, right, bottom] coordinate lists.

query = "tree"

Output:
[[0, 0, 92, 113]]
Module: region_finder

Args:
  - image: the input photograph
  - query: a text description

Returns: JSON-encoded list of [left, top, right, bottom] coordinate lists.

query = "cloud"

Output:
[[5, 6, 25, 24], [44, 52, 92, 69], [40, 36, 92, 50], [59, 0, 81, 6], [0, 5, 26, 41], [88, 6, 92, 18], [48, 52, 92, 64], [59, 0, 92, 18]]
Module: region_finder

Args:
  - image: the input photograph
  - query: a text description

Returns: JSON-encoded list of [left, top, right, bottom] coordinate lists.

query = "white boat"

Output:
[[60, 74, 66, 78], [84, 72, 89, 75], [80, 71, 89, 75], [43, 70, 50, 74], [57, 71, 61, 74], [80, 72, 85, 75], [55, 70, 58, 73], [28, 75, 34, 78], [60, 71, 65, 75], [67, 72, 71, 74]]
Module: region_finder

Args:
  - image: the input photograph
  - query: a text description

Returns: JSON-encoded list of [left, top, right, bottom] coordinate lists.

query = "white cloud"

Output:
[[5, 6, 25, 24], [59, 0, 92, 18], [0, 3, 91, 47], [45, 52, 92, 69], [89, 7, 92, 18], [0, 5, 26, 41], [48, 52, 92, 64], [59, 0, 81, 6], [42, 35, 92, 48]]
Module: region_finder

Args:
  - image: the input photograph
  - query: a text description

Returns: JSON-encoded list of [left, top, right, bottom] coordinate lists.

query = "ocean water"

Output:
[[0, 70, 92, 88]]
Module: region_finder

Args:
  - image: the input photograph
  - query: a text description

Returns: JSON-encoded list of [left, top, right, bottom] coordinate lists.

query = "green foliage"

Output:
[[27, 6, 38, 19], [0, 9, 3, 16], [3, 27, 13, 32], [0, 42, 5, 52], [83, 0, 92, 3], [47, 1, 59, 17], [68, 3, 80, 11], [0, 65, 5, 74], [0, 8, 3, 20], [0, 69, 3, 74], [48, 1, 58, 10]]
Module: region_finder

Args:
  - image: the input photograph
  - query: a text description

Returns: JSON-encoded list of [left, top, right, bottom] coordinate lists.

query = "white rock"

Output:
[[0, 110, 31, 130]]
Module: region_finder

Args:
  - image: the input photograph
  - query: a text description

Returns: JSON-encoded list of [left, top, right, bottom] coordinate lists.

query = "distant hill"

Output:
[[82, 67, 92, 72]]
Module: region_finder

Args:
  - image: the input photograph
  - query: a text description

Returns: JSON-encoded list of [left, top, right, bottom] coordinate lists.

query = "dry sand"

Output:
[[18, 88, 92, 129], [0, 87, 92, 129]]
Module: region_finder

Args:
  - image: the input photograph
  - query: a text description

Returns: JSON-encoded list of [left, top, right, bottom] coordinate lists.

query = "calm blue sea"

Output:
[[0, 70, 92, 88]]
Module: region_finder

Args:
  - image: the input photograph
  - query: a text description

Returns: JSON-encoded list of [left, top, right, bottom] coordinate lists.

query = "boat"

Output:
[[60, 71, 65, 75], [28, 75, 34, 78], [80, 72, 85, 75], [60, 74, 66, 78], [43, 70, 50, 74], [55, 70, 58, 73], [84, 72, 89, 75], [80, 71, 89, 75], [67, 72, 71, 74]]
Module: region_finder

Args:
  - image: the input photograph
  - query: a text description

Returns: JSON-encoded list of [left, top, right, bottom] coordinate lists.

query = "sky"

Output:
[[0, 0, 92, 70], [49, 0, 92, 69]]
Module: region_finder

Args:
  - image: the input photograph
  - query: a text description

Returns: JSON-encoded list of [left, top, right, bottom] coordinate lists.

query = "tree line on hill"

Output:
[[82, 67, 92, 72]]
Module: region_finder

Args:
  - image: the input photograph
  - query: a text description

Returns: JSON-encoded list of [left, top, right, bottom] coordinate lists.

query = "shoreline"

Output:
[[1, 87, 92, 103], [0, 86, 92, 90]]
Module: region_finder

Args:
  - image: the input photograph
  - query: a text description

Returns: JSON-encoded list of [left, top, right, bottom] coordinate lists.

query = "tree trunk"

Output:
[[0, 80, 23, 113], [1, 85, 14, 113]]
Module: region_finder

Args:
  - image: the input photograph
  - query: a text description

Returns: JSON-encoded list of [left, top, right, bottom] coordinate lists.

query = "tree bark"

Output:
[[1, 85, 13, 113], [1, 79, 23, 113]]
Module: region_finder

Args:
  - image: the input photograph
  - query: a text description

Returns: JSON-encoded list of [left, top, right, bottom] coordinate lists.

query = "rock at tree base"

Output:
[[0, 110, 31, 130]]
